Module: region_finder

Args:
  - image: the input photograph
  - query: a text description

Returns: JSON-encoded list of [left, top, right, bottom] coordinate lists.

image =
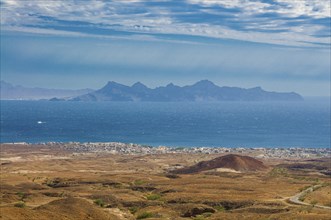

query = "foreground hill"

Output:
[[70, 80, 303, 102], [172, 154, 267, 174], [0, 81, 93, 100], [1, 197, 121, 220]]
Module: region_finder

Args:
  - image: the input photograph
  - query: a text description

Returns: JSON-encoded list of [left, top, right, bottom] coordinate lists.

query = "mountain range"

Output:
[[0, 81, 93, 100], [70, 80, 303, 102]]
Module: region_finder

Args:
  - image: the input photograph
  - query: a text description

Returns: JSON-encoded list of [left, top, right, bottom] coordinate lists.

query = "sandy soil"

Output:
[[0, 144, 330, 220]]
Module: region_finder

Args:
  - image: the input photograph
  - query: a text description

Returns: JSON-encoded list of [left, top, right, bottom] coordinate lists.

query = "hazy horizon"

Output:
[[1, 0, 330, 96], [2, 79, 331, 99]]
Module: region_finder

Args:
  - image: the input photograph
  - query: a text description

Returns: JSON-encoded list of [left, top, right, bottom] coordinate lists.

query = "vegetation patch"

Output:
[[134, 180, 146, 186], [193, 215, 206, 220], [94, 199, 105, 207], [268, 167, 288, 177], [310, 200, 318, 206], [146, 193, 161, 200], [131, 185, 156, 192], [128, 206, 138, 214], [214, 206, 225, 212], [165, 174, 180, 179], [16, 192, 26, 201], [136, 212, 154, 219], [193, 212, 214, 220], [14, 201, 25, 208]]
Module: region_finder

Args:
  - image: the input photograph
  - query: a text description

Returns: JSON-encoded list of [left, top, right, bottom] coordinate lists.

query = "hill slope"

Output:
[[172, 154, 267, 174], [0, 197, 121, 220]]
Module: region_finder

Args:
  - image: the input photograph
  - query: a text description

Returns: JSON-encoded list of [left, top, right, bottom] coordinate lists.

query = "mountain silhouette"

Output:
[[0, 81, 93, 100], [70, 80, 303, 102]]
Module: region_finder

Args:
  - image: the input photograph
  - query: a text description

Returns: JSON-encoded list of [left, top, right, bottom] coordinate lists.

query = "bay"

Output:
[[0, 100, 329, 148]]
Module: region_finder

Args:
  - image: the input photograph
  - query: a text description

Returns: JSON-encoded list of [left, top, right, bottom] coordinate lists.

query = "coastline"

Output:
[[2, 142, 330, 159]]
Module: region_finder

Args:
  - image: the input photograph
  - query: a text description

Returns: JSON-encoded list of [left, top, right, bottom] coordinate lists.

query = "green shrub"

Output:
[[193, 215, 206, 220], [146, 193, 161, 200], [16, 192, 25, 200], [134, 180, 145, 185], [215, 206, 225, 212], [298, 192, 308, 202], [202, 212, 213, 217], [14, 201, 25, 208], [59, 191, 65, 197], [310, 200, 318, 206], [94, 199, 105, 207], [136, 212, 154, 219], [129, 206, 138, 214]]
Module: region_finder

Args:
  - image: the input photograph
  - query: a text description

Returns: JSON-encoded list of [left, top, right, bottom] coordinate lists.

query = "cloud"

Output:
[[187, 0, 331, 18], [0, 0, 330, 47], [274, 0, 330, 18]]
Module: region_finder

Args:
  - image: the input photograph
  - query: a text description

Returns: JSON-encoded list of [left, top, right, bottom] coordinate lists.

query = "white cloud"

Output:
[[188, 0, 272, 15], [275, 0, 331, 18], [187, 0, 331, 18], [0, 0, 330, 47]]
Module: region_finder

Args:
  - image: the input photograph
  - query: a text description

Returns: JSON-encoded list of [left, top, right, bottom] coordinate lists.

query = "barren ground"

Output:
[[1, 144, 330, 220]]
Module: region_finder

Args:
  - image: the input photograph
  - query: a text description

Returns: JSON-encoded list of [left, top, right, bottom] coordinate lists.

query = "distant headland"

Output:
[[70, 80, 303, 102], [0, 80, 303, 101]]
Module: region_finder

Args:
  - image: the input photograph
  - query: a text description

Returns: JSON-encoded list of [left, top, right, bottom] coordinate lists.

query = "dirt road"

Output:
[[289, 185, 331, 210]]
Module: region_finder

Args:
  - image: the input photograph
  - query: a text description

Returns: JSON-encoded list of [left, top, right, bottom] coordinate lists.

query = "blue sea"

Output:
[[0, 100, 330, 148]]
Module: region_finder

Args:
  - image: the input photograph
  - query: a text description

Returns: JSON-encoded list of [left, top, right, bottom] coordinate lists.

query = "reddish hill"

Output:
[[172, 154, 267, 174]]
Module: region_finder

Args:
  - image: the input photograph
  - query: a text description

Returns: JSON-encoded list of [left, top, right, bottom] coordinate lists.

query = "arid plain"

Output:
[[1, 144, 330, 220]]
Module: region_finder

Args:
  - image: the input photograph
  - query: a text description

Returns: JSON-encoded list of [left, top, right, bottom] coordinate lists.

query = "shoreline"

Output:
[[2, 142, 330, 159]]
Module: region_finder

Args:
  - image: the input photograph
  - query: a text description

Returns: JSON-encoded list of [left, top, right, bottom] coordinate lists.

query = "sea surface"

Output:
[[0, 100, 330, 148]]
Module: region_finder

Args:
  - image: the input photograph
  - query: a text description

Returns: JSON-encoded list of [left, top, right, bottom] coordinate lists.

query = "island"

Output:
[[70, 80, 303, 102]]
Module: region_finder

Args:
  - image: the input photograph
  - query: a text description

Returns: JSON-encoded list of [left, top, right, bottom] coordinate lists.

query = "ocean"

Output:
[[0, 100, 330, 148]]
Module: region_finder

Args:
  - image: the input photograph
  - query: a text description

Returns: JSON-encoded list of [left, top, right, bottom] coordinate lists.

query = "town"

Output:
[[10, 142, 331, 159]]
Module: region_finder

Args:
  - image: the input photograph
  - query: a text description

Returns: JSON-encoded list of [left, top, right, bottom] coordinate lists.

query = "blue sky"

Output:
[[0, 0, 330, 96]]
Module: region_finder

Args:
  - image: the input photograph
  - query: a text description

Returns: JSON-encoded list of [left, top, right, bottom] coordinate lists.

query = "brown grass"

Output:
[[304, 185, 331, 207], [1, 144, 330, 219]]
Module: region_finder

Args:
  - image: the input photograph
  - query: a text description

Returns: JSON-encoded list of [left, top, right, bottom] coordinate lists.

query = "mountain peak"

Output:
[[166, 83, 176, 87], [97, 81, 130, 94], [102, 81, 130, 89], [250, 86, 262, 91], [132, 82, 148, 89], [106, 81, 121, 86], [193, 80, 216, 87]]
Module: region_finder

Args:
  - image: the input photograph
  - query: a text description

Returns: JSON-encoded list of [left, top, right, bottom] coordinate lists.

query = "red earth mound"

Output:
[[173, 154, 267, 174]]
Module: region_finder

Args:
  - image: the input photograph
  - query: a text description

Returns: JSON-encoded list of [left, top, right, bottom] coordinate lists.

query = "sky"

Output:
[[0, 0, 330, 96]]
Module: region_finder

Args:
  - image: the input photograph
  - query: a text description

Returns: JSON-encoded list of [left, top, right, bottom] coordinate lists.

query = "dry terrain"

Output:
[[304, 185, 331, 207], [0, 144, 330, 220]]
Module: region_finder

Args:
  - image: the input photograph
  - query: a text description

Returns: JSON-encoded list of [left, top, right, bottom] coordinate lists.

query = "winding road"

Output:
[[289, 185, 331, 210]]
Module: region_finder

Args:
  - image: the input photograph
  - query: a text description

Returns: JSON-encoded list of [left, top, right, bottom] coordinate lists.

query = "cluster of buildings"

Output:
[[34, 142, 331, 159]]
